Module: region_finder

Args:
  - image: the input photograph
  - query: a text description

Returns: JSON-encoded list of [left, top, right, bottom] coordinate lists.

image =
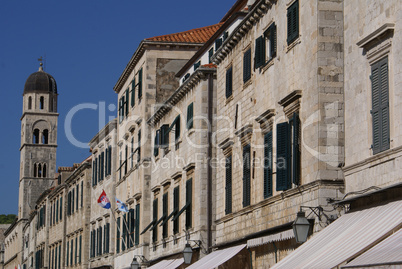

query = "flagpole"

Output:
[[121, 213, 135, 247], [109, 208, 128, 251]]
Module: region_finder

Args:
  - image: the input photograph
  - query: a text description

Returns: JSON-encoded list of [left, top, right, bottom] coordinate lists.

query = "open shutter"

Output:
[[243, 144, 251, 207], [292, 113, 301, 185], [154, 130, 160, 157], [269, 23, 277, 58], [277, 122, 291, 191], [226, 67, 233, 98], [175, 115, 181, 141], [255, 36, 265, 68], [225, 155, 232, 214], [186, 178, 192, 229], [161, 124, 169, 148], [264, 131, 273, 198]]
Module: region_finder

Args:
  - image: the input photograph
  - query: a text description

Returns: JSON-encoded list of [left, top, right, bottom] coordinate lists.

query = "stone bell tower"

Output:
[[18, 63, 58, 219]]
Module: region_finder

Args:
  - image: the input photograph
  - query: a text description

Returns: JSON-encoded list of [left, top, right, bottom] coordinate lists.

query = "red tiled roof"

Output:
[[146, 23, 224, 43], [202, 63, 217, 68]]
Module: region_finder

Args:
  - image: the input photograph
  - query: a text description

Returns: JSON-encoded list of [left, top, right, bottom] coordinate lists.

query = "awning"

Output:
[[247, 229, 294, 248], [271, 200, 402, 269], [342, 228, 402, 268], [186, 244, 246, 269], [147, 258, 184, 269]]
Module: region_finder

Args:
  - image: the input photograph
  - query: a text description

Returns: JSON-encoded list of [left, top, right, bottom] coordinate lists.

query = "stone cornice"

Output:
[[114, 40, 204, 94], [357, 23, 395, 48], [89, 118, 117, 148], [147, 67, 216, 126], [213, 0, 277, 65]]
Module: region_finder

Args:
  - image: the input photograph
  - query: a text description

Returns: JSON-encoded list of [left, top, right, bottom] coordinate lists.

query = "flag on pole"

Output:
[[116, 197, 129, 213], [97, 190, 111, 209]]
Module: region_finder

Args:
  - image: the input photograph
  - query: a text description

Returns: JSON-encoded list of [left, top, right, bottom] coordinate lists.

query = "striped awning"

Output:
[[247, 229, 294, 248], [342, 228, 402, 268], [147, 258, 184, 269], [271, 200, 402, 269]]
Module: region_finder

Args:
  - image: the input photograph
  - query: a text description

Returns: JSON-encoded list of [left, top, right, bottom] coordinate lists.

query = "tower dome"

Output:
[[23, 64, 57, 95]]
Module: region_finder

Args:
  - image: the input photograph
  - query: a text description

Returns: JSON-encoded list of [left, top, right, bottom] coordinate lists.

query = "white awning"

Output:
[[147, 258, 184, 269], [271, 200, 402, 269], [342, 228, 402, 268], [186, 244, 246, 269], [247, 229, 294, 248]]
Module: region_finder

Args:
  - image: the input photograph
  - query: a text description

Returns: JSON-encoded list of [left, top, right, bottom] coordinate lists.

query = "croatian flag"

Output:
[[116, 197, 129, 213], [97, 190, 111, 209]]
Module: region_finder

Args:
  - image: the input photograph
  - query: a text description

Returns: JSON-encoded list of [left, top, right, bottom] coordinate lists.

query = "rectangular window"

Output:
[[137, 130, 141, 163], [59, 197, 62, 220], [138, 68, 143, 100], [79, 235, 82, 263], [119, 97, 124, 123], [67, 191, 71, 216], [135, 204, 140, 246], [129, 209, 134, 248], [70, 239, 73, 265], [243, 48, 252, 83], [56, 199, 59, 223], [225, 155, 232, 214], [264, 132, 273, 198], [194, 61, 201, 71], [116, 217, 120, 253], [105, 222, 110, 253], [74, 237, 77, 265], [223, 31, 229, 41], [173, 186, 179, 234], [173, 115, 181, 142], [71, 189, 75, 214], [371, 57, 390, 154], [287, 0, 299, 45], [66, 241, 69, 266], [160, 124, 170, 149], [185, 178, 192, 229], [76, 184, 79, 210], [80, 181, 83, 208], [226, 66, 233, 98], [122, 215, 126, 251], [162, 193, 168, 238], [187, 103, 194, 129], [131, 78, 135, 107], [243, 144, 251, 207], [154, 130, 160, 157], [152, 199, 158, 243], [208, 48, 214, 64], [215, 38, 223, 50]]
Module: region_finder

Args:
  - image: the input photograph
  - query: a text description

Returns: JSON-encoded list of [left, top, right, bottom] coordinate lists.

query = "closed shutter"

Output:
[[75, 237, 78, 265], [135, 204, 140, 245], [243, 144, 251, 207], [131, 79, 135, 107], [67, 192, 71, 216], [152, 199, 158, 242], [76, 184, 79, 210], [255, 36, 265, 68], [223, 31, 229, 41], [89, 231, 92, 258], [225, 155, 232, 214], [243, 48, 252, 83], [173, 186, 179, 234], [276, 122, 291, 191], [264, 131, 273, 198], [79, 235, 82, 263], [116, 217, 120, 253], [270, 23, 277, 58], [292, 113, 301, 185], [161, 124, 169, 147], [187, 103, 194, 129], [138, 68, 143, 99], [56, 199, 59, 223], [287, 0, 299, 44], [98, 227, 102, 257], [70, 239, 73, 265], [154, 130, 160, 157], [186, 178, 192, 229], [122, 214, 126, 251], [129, 209, 134, 247], [59, 197, 62, 220], [125, 89, 129, 116], [71, 189, 74, 214], [226, 67, 233, 98], [371, 57, 390, 154], [162, 193, 168, 238], [80, 181, 83, 208], [106, 222, 110, 252]]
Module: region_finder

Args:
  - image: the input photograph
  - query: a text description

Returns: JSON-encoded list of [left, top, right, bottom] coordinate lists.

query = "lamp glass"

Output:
[[131, 257, 140, 269], [183, 243, 193, 264], [292, 211, 310, 243]]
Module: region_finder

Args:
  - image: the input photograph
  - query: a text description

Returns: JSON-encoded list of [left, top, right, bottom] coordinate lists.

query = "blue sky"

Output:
[[0, 0, 233, 215]]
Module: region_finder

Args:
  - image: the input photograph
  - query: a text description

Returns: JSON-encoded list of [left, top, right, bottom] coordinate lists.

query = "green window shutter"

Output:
[[99, 227, 102, 257], [161, 124, 170, 147], [79, 235, 82, 263], [194, 61, 201, 71], [108, 146, 112, 175], [116, 217, 120, 253], [76, 184, 79, 210], [75, 237, 78, 265], [135, 204, 140, 245], [276, 122, 291, 191], [56, 199, 59, 223], [131, 79, 135, 107], [162, 193, 168, 238], [66, 241, 69, 266], [52, 247, 55, 269], [72, 189, 75, 214], [264, 131, 273, 198], [371, 57, 390, 154], [215, 38, 223, 50], [270, 23, 277, 58], [122, 214, 126, 251], [292, 113, 301, 185], [137, 130, 141, 163], [242, 144, 251, 207], [67, 192, 71, 216], [243, 48, 252, 83], [138, 68, 143, 99], [208, 48, 214, 63], [129, 209, 134, 248], [187, 103, 194, 129], [225, 155, 232, 214], [154, 130, 160, 157], [59, 197, 62, 220], [106, 222, 111, 252], [185, 178, 192, 229], [223, 31, 229, 41], [226, 67, 233, 98], [255, 36, 265, 68], [125, 89, 129, 116], [175, 115, 181, 141], [152, 199, 158, 242], [70, 239, 73, 265], [287, 0, 299, 44], [173, 186, 180, 234], [80, 181, 83, 208]]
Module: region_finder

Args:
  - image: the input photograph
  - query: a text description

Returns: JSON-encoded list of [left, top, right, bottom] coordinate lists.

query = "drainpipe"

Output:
[[272, 242, 278, 263], [207, 72, 214, 254]]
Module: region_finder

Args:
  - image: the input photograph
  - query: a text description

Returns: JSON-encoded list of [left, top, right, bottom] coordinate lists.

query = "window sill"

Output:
[[243, 77, 253, 90], [225, 95, 234, 105], [286, 36, 301, 53], [262, 58, 275, 74]]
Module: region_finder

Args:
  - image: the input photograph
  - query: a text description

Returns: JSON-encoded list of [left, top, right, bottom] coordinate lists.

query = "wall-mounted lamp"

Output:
[[131, 255, 147, 269], [292, 206, 328, 243]]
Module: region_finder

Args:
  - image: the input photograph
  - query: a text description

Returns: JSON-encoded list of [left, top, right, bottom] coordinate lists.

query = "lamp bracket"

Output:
[[133, 255, 148, 263]]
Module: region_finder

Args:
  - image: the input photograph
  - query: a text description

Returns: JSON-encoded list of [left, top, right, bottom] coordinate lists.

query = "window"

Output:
[[56, 199, 59, 223], [243, 144, 251, 207], [215, 38, 223, 50], [243, 48, 252, 83], [208, 48, 214, 64], [135, 204, 140, 245], [154, 130, 160, 157], [118, 96, 124, 123], [125, 145, 128, 175], [225, 155, 232, 214], [79, 235, 82, 263], [125, 89, 129, 116], [59, 196, 63, 220], [276, 112, 301, 191], [185, 178, 192, 229], [264, 132, 273, 198], [223, 31, 229, 41], [42, 129, 49, 144], [226, 67, 233, 98], [33, 129, 40, 144], [160, 124, 170, 149], [104, 222, 110, 253], [194, 61, 201, 71], [287, 0, 299, 45], [40, 96, 44, 110], [92, 157, 98, 186], [255, 23, 277, 69], [137, 130, 141, 162], [42, 163, 47, 177], [128, 210, 134, 248], [138, 68, 143, 100], [173, 115, 181, 142], [76, 184, 79, 211], [187, 103, 194, 129], [67, 191, 71, 216], [131, 78, 135, 107], [100, 151, 104, 181], [28, 97, 32, 110], [173, 186, 179, 234], [152, 199, 158, 242], [162, 193, 168, 238], [116, 217, 120, 253], [371, 57, 390, 154], [66, 241, 69, 265]]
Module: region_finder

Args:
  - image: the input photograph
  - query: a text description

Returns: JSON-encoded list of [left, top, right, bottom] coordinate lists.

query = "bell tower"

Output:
[[18, 62, 59, 219]]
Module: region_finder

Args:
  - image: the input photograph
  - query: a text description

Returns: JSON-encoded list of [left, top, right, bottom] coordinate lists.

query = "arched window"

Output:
[[42, 129, 48, 144], [43, 163, 47, 177], [33, 129, 40, 144], [40, 97, 44, 110], [28, 97, 32, 110], [38, 164, 42, 177], [34, 163, 37, 177]]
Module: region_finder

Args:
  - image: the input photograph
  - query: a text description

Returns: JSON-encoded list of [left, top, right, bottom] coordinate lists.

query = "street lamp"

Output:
[[292, 210, 311, 243], [131, 257, 140, 269], [183, 243, 193, 264]]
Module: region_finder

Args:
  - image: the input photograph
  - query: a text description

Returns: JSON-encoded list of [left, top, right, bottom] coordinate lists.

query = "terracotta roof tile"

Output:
[[202, 63, 217, 68], [146, 23, 224, 43]]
